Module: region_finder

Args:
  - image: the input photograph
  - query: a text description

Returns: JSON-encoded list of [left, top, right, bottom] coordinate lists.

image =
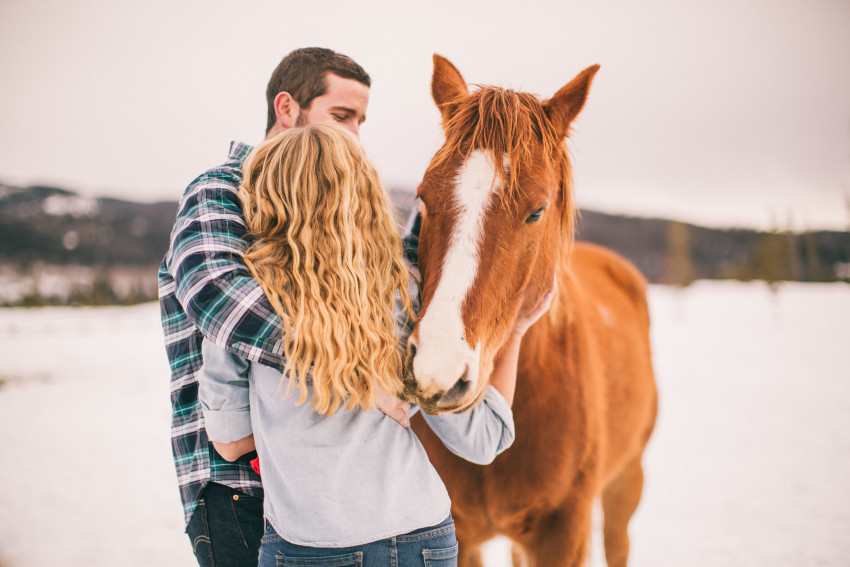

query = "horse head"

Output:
[[403, 54, 599, 414]]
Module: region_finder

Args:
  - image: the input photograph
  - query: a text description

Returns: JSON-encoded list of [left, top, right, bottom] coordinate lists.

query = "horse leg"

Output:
[[601, 456, 645, 567], [457, 538, 528, 567], [457, 542, 484, 567], [510, 542, 529, 567], [519, 499, 594, 567]]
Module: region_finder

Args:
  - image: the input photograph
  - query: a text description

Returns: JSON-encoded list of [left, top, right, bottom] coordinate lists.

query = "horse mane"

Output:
[[431, 86, 576, 243]]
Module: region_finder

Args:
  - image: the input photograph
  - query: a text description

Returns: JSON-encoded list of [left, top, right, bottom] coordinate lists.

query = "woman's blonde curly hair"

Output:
[[239, 123, 413, 415]]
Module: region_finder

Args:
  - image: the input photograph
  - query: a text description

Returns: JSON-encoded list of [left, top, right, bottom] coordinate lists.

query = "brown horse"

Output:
[[404, 55, 658, 567]]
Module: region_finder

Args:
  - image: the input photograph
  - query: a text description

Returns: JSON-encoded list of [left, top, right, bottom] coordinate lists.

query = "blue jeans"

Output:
[[187, 482, 265, 567], [258, 515, 458, 567]]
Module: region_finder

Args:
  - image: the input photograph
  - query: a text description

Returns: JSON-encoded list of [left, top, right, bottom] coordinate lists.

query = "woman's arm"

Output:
[[423, 281, 556, 465], [421, 385, 515, 465], [212, 435, 256, 462], [198, 338, 256, 462], [488, 282, 556, 405]]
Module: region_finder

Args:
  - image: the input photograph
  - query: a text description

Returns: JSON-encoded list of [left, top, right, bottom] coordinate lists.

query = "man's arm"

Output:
[[165, 175, 284, 369], [401, 208, 422, 274]]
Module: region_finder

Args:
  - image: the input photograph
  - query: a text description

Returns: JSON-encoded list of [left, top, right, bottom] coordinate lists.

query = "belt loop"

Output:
[[390, 535, 398, 567]]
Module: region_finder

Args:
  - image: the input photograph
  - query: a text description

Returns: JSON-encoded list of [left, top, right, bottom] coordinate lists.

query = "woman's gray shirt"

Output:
[[199, 338, 515, 547]]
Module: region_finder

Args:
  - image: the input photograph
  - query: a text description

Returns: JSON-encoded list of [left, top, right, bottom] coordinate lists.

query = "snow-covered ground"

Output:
[[1, 281, 848, 566]]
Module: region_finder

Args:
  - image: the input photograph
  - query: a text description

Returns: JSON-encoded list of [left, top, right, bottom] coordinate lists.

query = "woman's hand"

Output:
[[374, 387, 412, 428], [511, 278, 558, 338], [490, 279, 557, 406]]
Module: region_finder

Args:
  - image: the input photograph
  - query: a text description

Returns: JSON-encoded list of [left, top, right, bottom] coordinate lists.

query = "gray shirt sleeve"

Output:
[[199, 333, 516, 465], [198, 338, 254, 443], [420, 386, 516, 465]]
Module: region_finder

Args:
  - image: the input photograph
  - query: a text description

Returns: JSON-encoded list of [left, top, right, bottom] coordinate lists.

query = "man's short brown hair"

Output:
[[265, 47, 371, 134]]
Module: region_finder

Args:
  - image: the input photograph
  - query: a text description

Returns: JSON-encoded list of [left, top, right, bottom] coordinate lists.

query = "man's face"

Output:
[[296, 73, 370, 138]]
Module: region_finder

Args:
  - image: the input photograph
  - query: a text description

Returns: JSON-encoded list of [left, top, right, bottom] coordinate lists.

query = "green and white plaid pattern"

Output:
[[158, 142, 284, 525]]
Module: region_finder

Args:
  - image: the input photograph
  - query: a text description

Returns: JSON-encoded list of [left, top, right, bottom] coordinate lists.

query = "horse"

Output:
[[404, 55, 658, 567]]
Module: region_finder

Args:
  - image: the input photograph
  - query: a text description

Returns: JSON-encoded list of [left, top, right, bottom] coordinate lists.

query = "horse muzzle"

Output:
[[401, 334, 481, 414]]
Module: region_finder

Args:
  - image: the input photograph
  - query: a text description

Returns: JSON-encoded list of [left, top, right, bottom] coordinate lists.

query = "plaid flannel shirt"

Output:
[[158, 141, 285, 525]]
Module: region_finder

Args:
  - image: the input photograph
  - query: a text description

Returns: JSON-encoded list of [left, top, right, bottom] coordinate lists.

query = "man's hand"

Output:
[[374, 387, 412, 428]]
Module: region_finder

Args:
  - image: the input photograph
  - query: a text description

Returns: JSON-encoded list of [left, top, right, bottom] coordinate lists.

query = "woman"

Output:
[[199, 123, 551, 566]]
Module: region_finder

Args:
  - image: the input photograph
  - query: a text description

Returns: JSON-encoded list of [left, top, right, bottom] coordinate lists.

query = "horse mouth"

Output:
[[402, 345, 481, 414], [400, 377, 444, 415], [401, 373, 482, 416]]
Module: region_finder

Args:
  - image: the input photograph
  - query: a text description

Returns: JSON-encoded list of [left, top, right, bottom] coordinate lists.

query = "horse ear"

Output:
[[432, 54, 469, 122], [543, 64, 600, 138]]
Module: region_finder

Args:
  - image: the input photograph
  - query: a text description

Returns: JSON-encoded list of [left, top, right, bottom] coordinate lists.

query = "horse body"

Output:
[[413, 243, 656, 566], [406, 56, 657, 567]]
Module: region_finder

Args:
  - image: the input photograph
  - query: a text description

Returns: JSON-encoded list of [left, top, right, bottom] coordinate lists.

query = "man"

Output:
[[158, 47, 408, 567]]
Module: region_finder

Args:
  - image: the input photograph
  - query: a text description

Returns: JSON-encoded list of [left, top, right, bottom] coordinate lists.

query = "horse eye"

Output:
[[526, 207, 545, 223]]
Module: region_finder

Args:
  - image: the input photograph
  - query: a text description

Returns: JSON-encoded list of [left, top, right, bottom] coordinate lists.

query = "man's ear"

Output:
[[273, 91, 300, 130]]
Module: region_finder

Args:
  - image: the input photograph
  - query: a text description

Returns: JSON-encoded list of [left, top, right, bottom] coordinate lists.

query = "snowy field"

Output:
[[1, 281, 848, 566]]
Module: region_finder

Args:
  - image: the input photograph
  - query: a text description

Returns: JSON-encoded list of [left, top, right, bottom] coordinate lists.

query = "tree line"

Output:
[[1, 184, 848, 305]]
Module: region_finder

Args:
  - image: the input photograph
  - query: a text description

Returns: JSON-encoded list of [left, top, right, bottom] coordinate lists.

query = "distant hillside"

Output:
[[0, 184, 175, 267], [1, 182, 848, 306], [574, 209, 850, 284]]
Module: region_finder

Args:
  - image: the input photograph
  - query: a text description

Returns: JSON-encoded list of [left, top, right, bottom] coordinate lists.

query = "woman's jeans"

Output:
[[258, 515, 458, 567]]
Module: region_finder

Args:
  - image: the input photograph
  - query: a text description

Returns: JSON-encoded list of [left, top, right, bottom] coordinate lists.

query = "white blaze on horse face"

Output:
[[413, 150, 500, 397]]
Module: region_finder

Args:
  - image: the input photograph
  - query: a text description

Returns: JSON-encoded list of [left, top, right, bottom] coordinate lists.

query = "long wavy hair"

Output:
[[239, 123, 413, 415]]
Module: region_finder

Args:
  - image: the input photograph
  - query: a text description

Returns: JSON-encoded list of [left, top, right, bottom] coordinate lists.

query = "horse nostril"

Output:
[[440, 366, 471, 407], [406, 334, 418, 358], [403, 338, 418, 383]]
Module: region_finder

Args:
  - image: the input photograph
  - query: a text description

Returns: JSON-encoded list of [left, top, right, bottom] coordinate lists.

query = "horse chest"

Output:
[[489, 353, 601, 497], [502, 400, 592, 493], [448, 392, 592, 532]]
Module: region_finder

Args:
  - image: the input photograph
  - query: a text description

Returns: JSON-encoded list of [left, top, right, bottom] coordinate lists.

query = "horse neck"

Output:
[[509, 246, 579, 391]]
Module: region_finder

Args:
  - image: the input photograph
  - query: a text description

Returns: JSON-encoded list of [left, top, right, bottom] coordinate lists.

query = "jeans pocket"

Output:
[[275, 551, 363, 567], [186, 499, 214, 567], [422, 543, 459, 567], [229, 491, 264, 547]]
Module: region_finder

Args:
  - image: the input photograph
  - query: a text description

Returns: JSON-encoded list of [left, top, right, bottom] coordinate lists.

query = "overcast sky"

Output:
[[1, 0, 849, 230]]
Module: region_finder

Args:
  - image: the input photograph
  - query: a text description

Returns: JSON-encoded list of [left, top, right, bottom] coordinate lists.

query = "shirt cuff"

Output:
[[203, 408, 253, 443], [482, 386, 514, 427]]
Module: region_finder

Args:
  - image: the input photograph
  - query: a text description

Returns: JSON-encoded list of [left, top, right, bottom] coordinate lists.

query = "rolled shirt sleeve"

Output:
[[199, 338, 254, 443], [421, 385, 516, 465]]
